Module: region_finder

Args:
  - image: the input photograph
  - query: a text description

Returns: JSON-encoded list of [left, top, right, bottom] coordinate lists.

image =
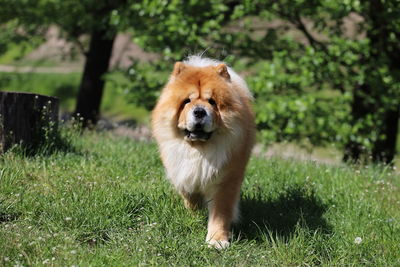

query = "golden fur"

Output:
[[152, 56, 255, 249]]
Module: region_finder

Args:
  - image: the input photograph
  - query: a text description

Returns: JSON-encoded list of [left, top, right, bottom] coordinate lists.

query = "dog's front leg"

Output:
[[206, 179, 241, 249]]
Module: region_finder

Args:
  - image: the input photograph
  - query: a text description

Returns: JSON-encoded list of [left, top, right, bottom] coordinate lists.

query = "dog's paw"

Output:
[[207, 239, 230, 250]]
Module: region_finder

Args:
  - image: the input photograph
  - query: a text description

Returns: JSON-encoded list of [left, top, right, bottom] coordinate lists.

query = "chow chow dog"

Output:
[[152, 56, 255, 249]]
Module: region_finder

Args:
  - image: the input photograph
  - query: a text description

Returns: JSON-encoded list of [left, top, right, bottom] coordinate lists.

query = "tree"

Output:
[[95, 0, 399, 163], [0, 0, 124, 126], [1, 0, 239, 126], [224, 0, 399, 164], [2, 0, 398, 162], [40, 0, 125, 127]]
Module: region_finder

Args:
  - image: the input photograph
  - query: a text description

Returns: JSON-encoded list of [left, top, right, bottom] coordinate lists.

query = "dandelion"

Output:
[[65, 217, 72, 221], [354, 237, 362, 245]]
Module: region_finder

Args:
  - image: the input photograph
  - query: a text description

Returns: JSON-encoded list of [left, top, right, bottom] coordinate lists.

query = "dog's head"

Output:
[[164, 62, 239, 143]]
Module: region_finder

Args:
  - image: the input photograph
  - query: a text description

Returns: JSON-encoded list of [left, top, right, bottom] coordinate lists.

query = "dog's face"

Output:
[[165, 62, 236, 142]]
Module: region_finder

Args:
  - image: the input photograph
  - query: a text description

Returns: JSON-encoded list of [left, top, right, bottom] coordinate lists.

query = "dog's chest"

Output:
[[161, 140, 229, 194]]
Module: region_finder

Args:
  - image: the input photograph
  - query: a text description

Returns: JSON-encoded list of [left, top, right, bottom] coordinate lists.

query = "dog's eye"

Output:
[[208, 98, 216, 106], [182, 98, 191, 105]]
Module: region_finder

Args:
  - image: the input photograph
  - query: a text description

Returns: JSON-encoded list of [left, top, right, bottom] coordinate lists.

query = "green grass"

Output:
[[0, 127, 399, 266], [0, 72, 148, 123], [0, 42, 39, 65]]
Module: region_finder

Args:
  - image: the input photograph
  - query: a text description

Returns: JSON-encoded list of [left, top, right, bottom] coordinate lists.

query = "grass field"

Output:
[[0, 127, 399, 266]]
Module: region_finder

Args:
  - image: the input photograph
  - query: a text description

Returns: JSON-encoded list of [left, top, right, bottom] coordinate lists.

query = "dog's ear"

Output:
[[173, 62, 186, 76], [216, 64, 230, 80]]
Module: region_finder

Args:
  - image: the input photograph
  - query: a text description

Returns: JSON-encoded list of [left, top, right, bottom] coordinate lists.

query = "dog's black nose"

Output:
[[193, 107, 207, 119]]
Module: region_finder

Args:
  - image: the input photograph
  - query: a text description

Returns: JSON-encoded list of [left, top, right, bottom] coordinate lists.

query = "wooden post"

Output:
[[0, 92, 59, 153]]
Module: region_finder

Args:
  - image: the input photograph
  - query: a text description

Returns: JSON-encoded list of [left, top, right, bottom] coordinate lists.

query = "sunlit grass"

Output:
[[0, 127, 399, 266]]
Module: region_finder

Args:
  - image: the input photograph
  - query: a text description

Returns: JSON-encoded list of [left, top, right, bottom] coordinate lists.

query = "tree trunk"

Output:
[[343, 84, 374, 163], [372, 106, 399, 164], [343, 84, 399, 164], [0, 92, 59, 153], [74, 29, 116, 127]]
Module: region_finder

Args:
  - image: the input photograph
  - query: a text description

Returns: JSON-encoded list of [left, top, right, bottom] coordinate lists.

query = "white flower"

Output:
[[354, 237, 362, 245], [65, 217, 72, 221]]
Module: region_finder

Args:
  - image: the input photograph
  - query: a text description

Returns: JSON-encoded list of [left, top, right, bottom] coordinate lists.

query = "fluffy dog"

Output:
[[152, 56, 255, 249]]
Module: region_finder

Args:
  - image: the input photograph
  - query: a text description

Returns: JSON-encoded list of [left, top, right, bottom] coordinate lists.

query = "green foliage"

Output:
[[106, 61, 168, 111], [0, 21, 44, 64], [127, 0, 230, 60], [247, 48, 354, 147], [226, 0, 400, 158]]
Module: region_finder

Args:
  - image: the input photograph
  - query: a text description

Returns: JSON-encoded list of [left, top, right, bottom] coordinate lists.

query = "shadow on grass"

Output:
[[0, 201, 20, 223], [235, 185, 332, 242], [5, 122, 85, 157], [0, 211, 20, 223], [10, 132, 81, 157]]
